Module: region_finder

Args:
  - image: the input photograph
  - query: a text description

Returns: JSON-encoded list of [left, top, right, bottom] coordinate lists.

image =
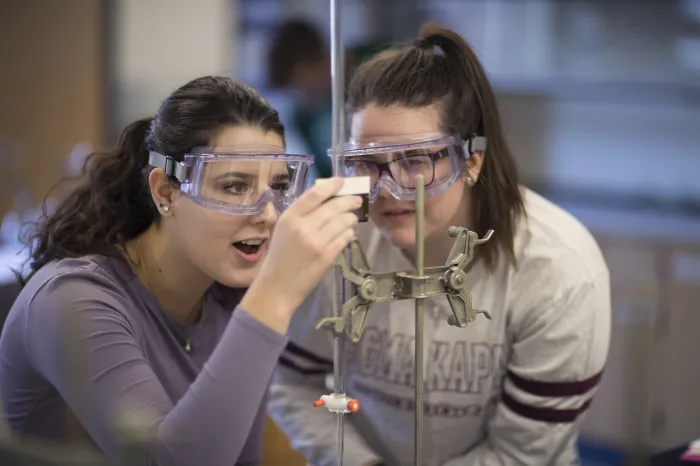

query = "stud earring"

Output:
[[466, 176, 475, 187], [159, 203, 171, 213]]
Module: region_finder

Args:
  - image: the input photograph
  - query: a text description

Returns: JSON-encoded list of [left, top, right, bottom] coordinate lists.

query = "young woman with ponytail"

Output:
[[269, 23, 611, 466], [0, 76, 362, 465]]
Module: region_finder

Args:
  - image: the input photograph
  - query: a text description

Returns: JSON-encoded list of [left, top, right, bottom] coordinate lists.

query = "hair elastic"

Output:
[[413, 38, 429, 49], [413, 36, 446, 56]]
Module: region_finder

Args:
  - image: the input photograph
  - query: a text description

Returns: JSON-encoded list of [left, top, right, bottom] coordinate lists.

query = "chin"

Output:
[[216, 269, 257, 288], [214, 241, 270, 288], [216, 261, 262, 288], [380, 224, 417, 250]]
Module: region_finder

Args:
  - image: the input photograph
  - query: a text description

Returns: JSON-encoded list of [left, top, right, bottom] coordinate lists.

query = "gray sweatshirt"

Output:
[[0, 255, 288, 466], [269, 188, 611, 466]]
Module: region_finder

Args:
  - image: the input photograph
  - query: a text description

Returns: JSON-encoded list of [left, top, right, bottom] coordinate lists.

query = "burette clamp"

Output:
[[315, 228, 494, 342]]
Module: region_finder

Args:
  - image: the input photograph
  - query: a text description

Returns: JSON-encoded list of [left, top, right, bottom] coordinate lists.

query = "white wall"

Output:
[[110, 0, 235, 134], [499, 95, 700, 200], [429, 0, 700, 201]]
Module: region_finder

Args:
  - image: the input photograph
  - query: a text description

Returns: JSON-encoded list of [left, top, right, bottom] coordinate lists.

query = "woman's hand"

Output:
[[241, 177, 362, 334]]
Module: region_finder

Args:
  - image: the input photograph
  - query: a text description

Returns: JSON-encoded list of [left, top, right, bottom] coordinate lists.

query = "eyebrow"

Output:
[[399, 149, 431, 158], [350, 149, 434, 163], [215, 171, 290, 182]]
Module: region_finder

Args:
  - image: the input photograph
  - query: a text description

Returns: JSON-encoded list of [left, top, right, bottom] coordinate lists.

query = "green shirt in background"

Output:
[[292, 42, 388, 180]]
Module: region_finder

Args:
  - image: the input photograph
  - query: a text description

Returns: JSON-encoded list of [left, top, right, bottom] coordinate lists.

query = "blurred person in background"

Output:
[[265, 19, 381, 182], [266, 19, 334, 181], [269, 23, 611, 466], [0, 76, 362, 466]]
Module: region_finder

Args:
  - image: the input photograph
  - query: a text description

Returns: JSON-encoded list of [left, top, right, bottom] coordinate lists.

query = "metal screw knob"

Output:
[[360, 279, 377, 299], [446, 268, 466, 291]]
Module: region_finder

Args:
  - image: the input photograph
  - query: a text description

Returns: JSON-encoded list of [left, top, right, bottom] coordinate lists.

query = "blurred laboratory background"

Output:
[[1, 1, 699, 465]]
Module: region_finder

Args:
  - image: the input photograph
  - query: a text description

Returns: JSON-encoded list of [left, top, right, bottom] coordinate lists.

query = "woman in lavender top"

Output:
[[0, 76, 360, 465]]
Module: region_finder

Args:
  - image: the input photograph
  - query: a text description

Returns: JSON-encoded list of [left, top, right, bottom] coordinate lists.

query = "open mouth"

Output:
[[385, 209, 415, 217], [233, 239, 265, 256]]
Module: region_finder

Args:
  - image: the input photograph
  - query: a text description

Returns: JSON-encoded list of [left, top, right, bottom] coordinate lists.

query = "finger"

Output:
[[316, 212, 359, 246], [287, 177, 344, 216], [323, 228, 356, 264], [307, 195, 364, 230]]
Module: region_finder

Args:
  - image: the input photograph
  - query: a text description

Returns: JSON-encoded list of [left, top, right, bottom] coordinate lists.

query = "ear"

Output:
[[464, 150, 485, 184], [148, 168, 177, 215]]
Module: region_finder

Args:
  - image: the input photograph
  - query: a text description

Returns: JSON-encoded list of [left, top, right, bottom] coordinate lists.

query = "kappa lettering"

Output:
[[353, 380, 484, 418], [353, 326, 506, 394]]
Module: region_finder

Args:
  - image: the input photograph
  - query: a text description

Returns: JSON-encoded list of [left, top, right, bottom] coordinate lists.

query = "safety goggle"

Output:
[[148, 145, 314, 215], [330, 133, 486, 202]]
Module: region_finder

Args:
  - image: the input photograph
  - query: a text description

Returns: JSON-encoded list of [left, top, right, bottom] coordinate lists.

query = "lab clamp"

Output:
[[316, 223, 493, 344]]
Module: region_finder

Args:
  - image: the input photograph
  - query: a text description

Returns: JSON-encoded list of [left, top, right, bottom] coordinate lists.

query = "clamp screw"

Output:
[[360, 279, 377, 299], [446, 268, 466, 291]]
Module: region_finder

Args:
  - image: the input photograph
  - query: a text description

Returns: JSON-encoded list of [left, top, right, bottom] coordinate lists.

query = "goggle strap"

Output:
[[464, 136, 487, 155], [148, 151, 188, 182]]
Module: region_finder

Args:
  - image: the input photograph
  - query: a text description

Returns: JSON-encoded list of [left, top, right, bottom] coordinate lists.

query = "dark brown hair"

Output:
[[18, 76, 284, 285], [347, 22, 525, 269]]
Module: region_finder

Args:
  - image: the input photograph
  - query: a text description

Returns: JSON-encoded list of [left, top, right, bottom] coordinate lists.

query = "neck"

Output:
[[403, 198, 474, 268], [127, 224, 213, 324], [403, 233, 459, 268], [425, 235, 459, 268]]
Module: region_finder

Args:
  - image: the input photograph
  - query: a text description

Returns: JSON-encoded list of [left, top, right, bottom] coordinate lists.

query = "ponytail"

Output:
[[418, 23, 525, 267], [416, 23, 491, 135], [18, 117, 158, 285]]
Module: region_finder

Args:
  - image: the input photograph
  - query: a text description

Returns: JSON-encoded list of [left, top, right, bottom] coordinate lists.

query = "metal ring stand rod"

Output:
[[329, 0, 347, 464], [326, 0, 428, 462], [414, 175, 426, 466]]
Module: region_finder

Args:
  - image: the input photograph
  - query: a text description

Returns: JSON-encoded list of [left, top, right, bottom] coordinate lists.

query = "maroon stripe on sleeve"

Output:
[[501, 391, 592, 423], [506, 369, 604, 397]]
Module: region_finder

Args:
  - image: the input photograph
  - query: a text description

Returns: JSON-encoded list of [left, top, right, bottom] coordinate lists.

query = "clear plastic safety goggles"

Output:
[[148, 145, 314, 215], [331, 133, 486, 202]]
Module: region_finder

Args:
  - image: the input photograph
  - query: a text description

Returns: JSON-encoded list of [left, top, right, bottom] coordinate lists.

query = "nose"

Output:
[[250, 200, 278, 227], [377, 184, 393, 199], [378, 166, 392, 180], [374, 169, 395, 199]]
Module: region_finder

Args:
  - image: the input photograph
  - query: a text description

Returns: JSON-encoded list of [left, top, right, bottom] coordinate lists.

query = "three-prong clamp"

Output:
[[316, 227, 494, 342]]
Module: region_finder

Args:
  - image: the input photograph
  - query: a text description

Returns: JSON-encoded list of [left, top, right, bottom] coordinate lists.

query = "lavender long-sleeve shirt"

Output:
[[0, 255, 288, 466]]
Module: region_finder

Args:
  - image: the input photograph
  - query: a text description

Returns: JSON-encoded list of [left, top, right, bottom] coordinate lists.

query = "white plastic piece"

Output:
[[316, 176, 371, 195], [314, 393, 360, 414]]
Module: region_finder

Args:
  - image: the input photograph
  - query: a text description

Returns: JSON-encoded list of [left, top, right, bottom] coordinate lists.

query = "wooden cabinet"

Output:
[[652, 249, 700, 450], [262, 416, 306, 466], [0, 0, 105, 217], [581, 234, 700, 455]]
